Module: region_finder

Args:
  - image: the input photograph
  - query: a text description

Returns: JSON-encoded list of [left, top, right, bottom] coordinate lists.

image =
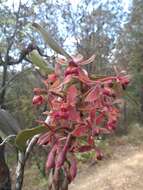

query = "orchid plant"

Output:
[[15, 23, 130, 190]]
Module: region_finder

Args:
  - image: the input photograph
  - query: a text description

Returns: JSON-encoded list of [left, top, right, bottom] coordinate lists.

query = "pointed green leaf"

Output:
[[28, 49, 54, 75], [15, 126, 48, 151], [32, 23, 71, 59]]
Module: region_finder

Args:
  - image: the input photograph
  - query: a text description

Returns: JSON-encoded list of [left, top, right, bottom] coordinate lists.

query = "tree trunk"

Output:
[[0, 64, 8, 108], [0, 137, 11, 190]]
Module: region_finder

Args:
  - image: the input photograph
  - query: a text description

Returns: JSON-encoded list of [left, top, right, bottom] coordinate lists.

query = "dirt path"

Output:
[[69, 145, 143, 190]]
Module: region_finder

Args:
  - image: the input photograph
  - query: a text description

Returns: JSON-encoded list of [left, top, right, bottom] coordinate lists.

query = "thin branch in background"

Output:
[[0, 0, 22, 107], [0, 68, 32, 94], [25, 134, 40, 160], [0, 134, 40, 190], [15, 134, 40, 190], [0, 136, 12, 190], [0, 135, 16, 147]]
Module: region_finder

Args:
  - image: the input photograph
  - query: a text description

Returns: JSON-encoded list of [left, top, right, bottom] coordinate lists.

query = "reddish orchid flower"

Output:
[[32, 54, 129, 184]]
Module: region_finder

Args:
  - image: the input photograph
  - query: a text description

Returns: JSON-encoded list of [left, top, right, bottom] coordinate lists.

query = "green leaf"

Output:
[[32, 23, 71, 59], [15, 126, 48, 151], [28, 49, 54, 75]]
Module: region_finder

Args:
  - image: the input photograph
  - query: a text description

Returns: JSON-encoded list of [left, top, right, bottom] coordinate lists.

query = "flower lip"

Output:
[[65, 66, 79, 77], [48, 73, 57, 83], [69, 59, 78, 66]]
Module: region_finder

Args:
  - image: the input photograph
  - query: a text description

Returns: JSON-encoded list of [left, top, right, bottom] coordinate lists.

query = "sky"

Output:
[[3, 0, 132, 71], [4, 0, 132, 47], [6, 0, 131, 12]]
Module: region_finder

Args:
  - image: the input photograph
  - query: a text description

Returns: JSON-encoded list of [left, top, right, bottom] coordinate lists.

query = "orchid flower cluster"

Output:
[[32, 54, 129, 185]]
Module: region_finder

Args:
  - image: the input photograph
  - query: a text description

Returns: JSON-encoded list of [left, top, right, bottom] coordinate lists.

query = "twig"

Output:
[[0, 68, 32, 94], [25, 134, 40, 161], [15, 134, 40, 190], [0, 135, 16, 146], [15, 151, 25, 190]]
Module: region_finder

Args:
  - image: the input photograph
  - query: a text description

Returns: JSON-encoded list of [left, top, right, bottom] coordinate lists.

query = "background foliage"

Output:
[[1, 0, 143, 189]]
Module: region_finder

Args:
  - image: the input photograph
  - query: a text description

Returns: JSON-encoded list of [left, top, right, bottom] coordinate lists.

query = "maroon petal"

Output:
[[69, 157, 77, 181], [45, 145, 57, 170], [55, 134, 71, 169]]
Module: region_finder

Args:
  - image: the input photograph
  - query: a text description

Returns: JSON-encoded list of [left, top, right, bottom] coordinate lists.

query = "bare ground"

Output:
[[17, 125, 143, 190], [69, 144, 143, 190]]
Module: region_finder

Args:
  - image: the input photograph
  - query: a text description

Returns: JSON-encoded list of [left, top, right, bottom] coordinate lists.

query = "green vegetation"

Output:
[[1, 0, 143, 189]]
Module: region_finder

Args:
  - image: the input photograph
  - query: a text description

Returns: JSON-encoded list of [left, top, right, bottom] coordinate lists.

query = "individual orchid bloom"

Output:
[[118, 75, 130, 89], [62, 55, 96, 86], [71, 54, 96, 66], [57, 54, 95, 66]]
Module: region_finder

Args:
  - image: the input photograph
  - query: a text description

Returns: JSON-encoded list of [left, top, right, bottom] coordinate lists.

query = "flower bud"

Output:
[[33, 88, 42, 95], [96, 149, 103, 160], [32, 95, 45, 105], [55, 134, 71, 169], [45, 145, 57, 170], [69, 157, 77, 181], [55, 149, 66, 169]]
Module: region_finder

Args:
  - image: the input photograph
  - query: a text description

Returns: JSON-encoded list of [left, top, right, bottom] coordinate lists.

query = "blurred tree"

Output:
[[0, 0, 55, 134], [0, 137, 11, 190], [0, 0, 130, 134], [0, 0, 135, 188], [0, 0, 31, 107], [60, 0, 125, 73], [114, 0, 143, 121]]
